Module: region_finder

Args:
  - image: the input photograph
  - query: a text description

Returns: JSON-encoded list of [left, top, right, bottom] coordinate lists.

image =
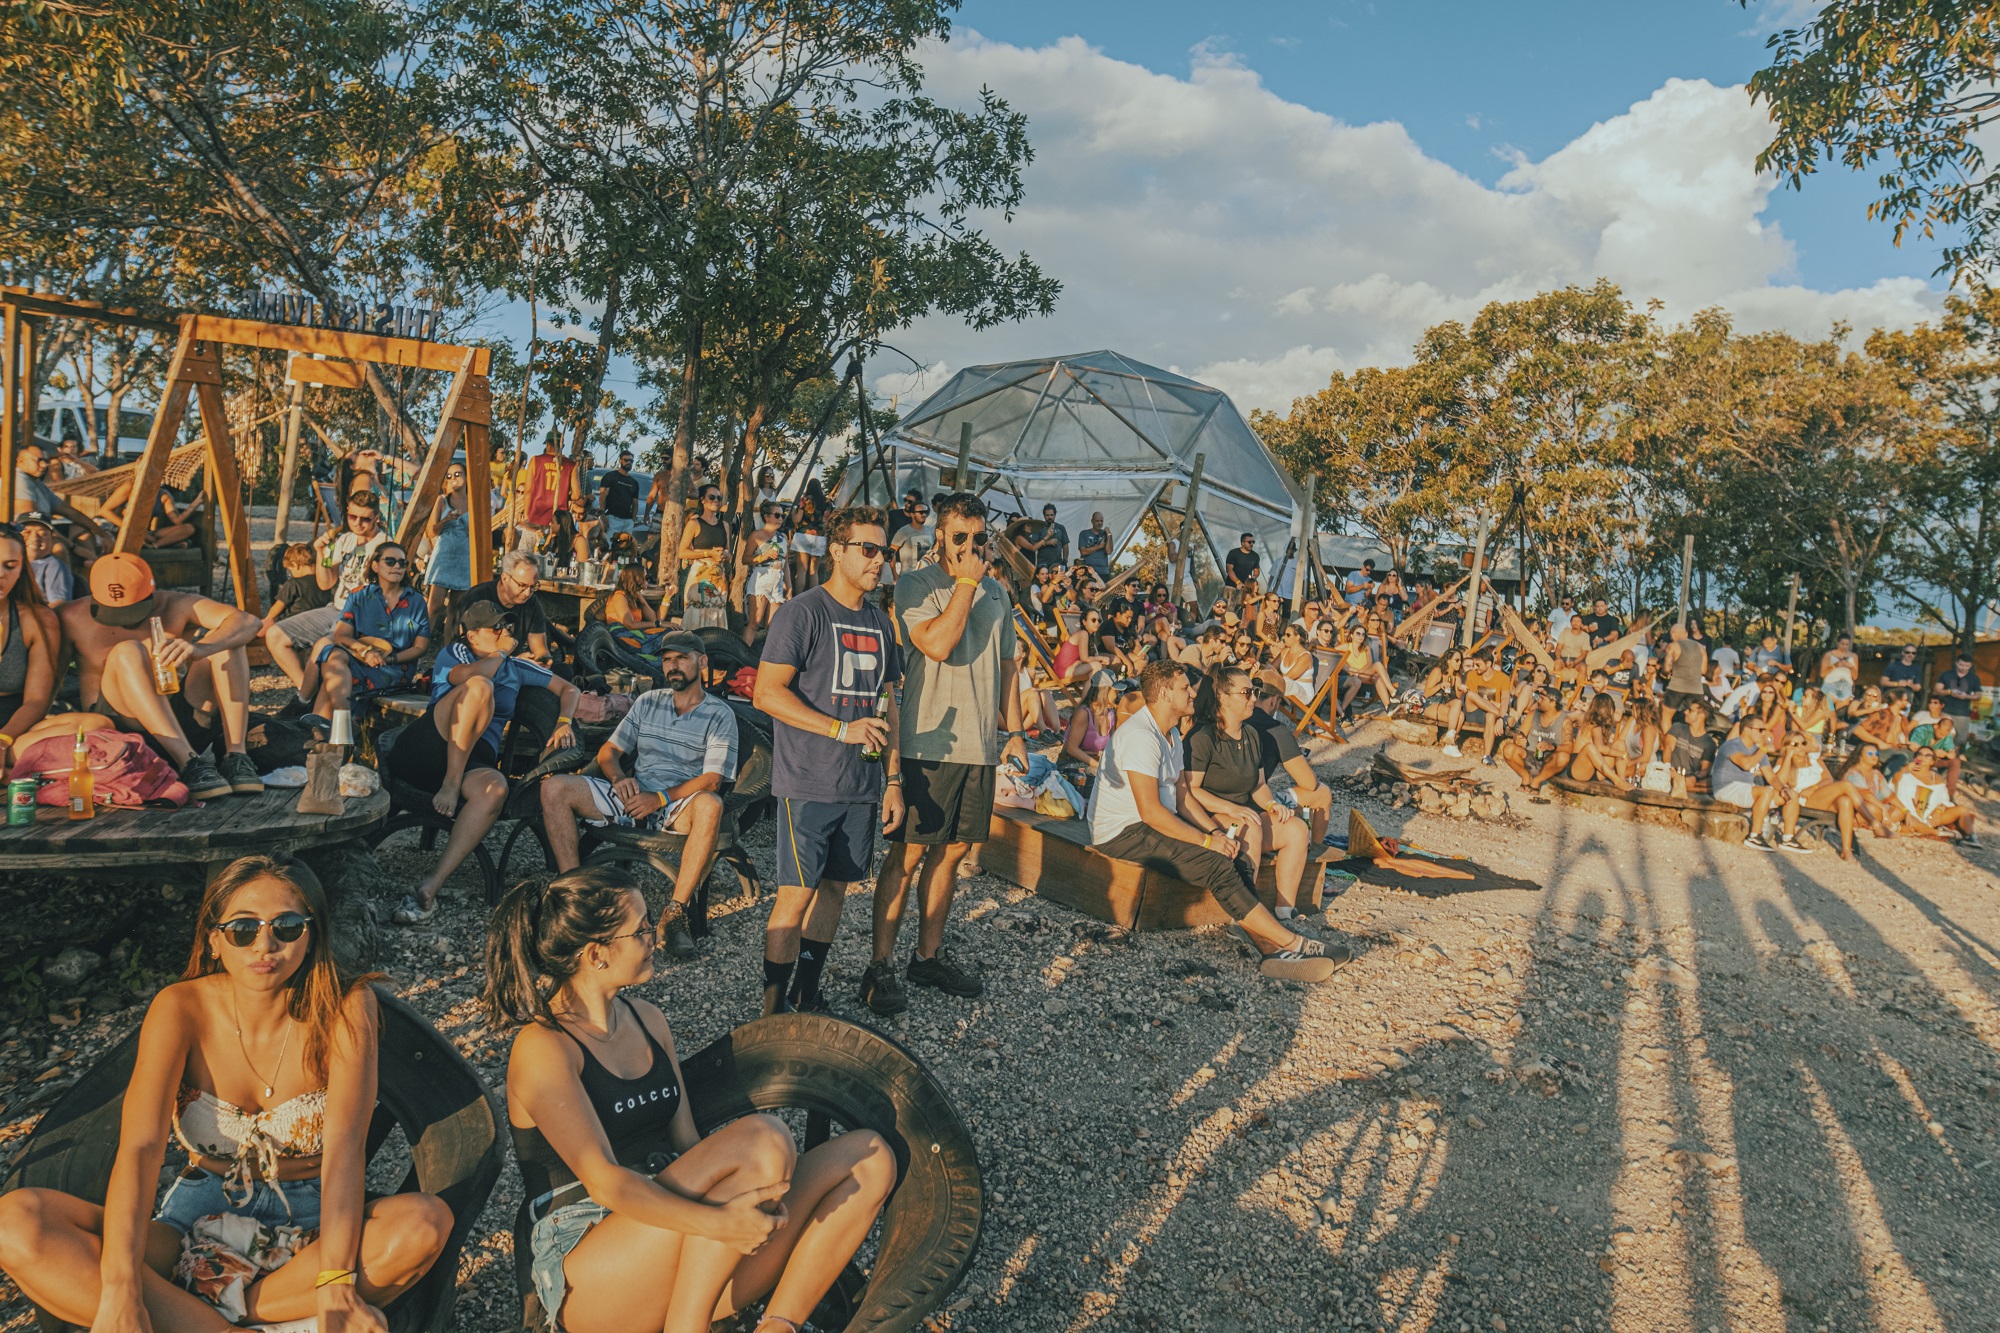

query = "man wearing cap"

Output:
[[18, 516, 70, 604], [537, 632, 737, 958], [11, 444, 109, 558], [262, 489, 387, 698], [54, 552, 264, 800]]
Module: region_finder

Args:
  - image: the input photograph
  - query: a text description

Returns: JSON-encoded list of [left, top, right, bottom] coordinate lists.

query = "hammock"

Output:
[[46, 443, 208, 500]]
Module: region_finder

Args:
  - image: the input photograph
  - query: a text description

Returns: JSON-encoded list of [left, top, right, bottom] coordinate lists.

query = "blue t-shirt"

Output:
[[341, 583, 432, 651], [429, 640, 554, 755], [1712, 737, 1762, 791], [762, 586, 902, 803]]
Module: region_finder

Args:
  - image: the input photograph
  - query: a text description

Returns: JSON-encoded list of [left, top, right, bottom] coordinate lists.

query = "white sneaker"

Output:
[[1441, 743, 1462, 757]]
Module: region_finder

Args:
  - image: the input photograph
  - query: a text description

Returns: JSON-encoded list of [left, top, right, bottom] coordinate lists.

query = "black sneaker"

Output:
[[859, 959, 909, 1015], [276, 695, 311, 720], [181, 753, 232, 802], [1778, 835, 1817, 855], [662, 915, 697, 959], [1743, 833, 1775, 852], [908, 947, 985, 998], [219, 751, 265, 795]]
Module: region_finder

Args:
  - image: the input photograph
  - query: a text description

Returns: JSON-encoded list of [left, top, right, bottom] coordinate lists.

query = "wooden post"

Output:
[[1676, 533, 1694, 629], [273, 377, 306, 544], [1168, 452, 1206, 606], [19, 315, 41, 465], [0, 303, 17, 516], [464, 419, 495, 584], [1783, 571, 1800, 659], [1462, 512, 1492, 651], [954, 419, 973, 492], [119, 322, 205, 556], [193, 371, 261, 614], [394, 351, 488, 577], [1289, 470, 1316, 620]]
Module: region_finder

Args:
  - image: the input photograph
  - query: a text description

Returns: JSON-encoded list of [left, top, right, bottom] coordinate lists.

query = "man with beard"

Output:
[[536, 633, 738, 958]]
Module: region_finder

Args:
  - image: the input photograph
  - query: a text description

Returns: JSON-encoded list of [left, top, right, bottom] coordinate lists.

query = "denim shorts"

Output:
[[154, 1168, 322, 1234], [529, 1198, 612, 1329]]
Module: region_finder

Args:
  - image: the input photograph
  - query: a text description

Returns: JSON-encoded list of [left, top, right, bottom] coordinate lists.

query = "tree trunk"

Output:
[[656, 319, 705, 592], [727, 397, 770, 610], [567, 269, 623, 465]]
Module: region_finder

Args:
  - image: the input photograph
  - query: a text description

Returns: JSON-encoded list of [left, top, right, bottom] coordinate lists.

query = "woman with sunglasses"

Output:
[[423, 462, 474, 639], [0, 855, 451, 1333], [1184, 666, 1317, 923], [1894, 746, 1982, 847], [1774, 730, 1865, 858], [601, 562, 663, 632], [0, 520, 74, 774], [1840, 744, 1905, 839], [677, 486, 733, 632], [314, 542, 431, 732], [1273, 623, 1315, 707], [742, 503, 791, 648], [488, 868, 892, 1333], [787, 479, 828, 594], [1053, 607, 1111, 686]]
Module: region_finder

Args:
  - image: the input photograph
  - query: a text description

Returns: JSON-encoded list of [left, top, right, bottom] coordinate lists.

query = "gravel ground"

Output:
[[4, 698, 1998, 1333]]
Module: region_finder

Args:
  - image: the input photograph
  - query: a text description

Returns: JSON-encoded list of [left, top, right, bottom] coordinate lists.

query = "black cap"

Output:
[[656, 630, 706, 657], [459, 600, 515, 632]]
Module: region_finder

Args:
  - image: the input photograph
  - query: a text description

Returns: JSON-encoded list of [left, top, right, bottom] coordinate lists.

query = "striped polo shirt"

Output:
[[608, 690, 740, 794]]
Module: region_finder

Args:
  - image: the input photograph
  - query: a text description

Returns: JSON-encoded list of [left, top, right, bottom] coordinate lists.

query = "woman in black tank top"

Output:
[[484, 869, 893, 1333]]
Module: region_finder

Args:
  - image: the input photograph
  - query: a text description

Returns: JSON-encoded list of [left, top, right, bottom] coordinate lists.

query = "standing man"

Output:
[[1077, 512, 1112, 583], [863, 493, 1026, 1015], [1581, 598, 1622, 647], [754, 506, 906, 1016], [262, 489, 386, 699], [1225, 533, 1262, 605], [888, 499, 933, 596], [1660, 619, 1708, 729], [887, 488, 922, 541], [1882, 643, 1924, 692], [1091, 662, 1344, 981], [1029, 503, 1069, 571], [517, 434, 574, 553], [598, 450, 642, 547], [1933, 651, 1982, 800], [1748, 631, 1790, 674]]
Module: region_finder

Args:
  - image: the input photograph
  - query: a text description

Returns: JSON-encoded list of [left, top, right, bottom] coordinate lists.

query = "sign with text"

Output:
[[242, 291, 441, 341]]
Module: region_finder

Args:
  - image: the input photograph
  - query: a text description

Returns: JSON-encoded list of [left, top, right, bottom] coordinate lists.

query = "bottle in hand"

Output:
[[860, 683, 892, 763], [67, 728, 94, 821], [149, 616, 180, 695]]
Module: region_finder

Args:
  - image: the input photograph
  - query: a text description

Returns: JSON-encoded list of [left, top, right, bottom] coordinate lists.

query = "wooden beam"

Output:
[[1495, 599, 1557, 676], [0, 287, 179, 333], [463, 421, 494, 583], [393, 353, 479, 555], [117, 323, 203, 556], [1390, 574, 1469, 645], [273, 380, 306, 544], [188, 315, 489, 376], [193, 377, 259, 615], [285, 356, 367, 389], [1, 304, 17, 516], [1289, 470, 1316, 619], [1168, 452, 1206, 605]]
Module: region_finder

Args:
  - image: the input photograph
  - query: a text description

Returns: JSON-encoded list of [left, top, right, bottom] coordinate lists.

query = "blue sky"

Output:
[[950, 0, 1940, 293]]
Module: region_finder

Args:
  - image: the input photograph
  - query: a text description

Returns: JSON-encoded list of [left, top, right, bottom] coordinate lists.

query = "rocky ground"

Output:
[[3, 696, 1998, 1332]]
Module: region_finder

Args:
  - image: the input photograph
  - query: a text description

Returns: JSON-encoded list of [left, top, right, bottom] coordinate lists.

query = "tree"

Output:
[[1870, 289, 2000, 650], [1744, 0, 2000, 281]]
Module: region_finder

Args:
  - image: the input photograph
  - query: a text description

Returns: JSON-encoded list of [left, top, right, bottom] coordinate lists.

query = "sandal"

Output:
[[391, 893, 436, 926]]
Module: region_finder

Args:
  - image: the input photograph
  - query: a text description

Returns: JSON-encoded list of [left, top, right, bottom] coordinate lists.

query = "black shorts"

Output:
[[776, 798, 877, 887], [892, 759, 995, 845], [385, 706, 499, 794], [1462, 708, 1490, 727], [89, 691, 216, 756], [1663, 688, 1704, 712]]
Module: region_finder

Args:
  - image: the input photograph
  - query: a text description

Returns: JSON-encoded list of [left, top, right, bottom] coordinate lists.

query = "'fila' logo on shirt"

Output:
[[834, 625, 882, 697]]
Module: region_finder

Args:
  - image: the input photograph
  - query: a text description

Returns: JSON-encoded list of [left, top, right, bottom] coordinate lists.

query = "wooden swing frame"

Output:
[[0, 293, 492, 617]]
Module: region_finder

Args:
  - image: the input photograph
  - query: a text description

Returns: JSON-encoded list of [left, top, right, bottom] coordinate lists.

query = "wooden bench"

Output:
[[1549, 776, 1749, 843], [0, 786, 389, 875], [978, 805, 1316, 931]]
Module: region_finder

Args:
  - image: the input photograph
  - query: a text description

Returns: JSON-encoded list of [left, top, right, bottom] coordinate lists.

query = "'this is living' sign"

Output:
[[242, 291, 442, 341]]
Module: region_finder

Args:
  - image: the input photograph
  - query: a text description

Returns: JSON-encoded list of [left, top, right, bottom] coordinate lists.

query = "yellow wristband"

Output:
[[0, 733, 13, 751], [826, 718, 842, 739], [955, 577, 979, 587], [315, 1270, 356, 1288], [1201, 833, 1212, 849]]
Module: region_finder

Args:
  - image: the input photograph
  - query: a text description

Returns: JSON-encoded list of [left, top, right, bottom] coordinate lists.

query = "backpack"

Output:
[[17, 729, 191, 810]]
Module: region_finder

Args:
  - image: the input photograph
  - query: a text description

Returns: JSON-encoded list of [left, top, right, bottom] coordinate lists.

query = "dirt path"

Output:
[[3, 719, 1996, 1332]]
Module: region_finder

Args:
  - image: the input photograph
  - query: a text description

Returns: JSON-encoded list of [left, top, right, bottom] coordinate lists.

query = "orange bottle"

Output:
[[67, 728, 94, 820]]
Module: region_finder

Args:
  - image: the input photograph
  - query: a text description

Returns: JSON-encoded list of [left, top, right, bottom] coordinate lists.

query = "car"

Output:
[[33, 398, 158, 457]]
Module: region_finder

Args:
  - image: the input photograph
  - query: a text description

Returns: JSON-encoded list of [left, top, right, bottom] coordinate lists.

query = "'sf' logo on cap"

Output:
[[106, 580, 127, 601]]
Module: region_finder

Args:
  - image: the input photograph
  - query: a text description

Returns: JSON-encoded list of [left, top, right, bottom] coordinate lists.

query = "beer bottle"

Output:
[[860, 682, 892, 763], [67, 728, 94, 821]]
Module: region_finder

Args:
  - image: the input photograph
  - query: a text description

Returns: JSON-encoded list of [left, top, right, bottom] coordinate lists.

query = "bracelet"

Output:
[[955, 576, 979, 587], [825, 718, 842, 739], [836, 720, 849, 743], [0, 733, 12, 751], [884, 774, 903, 785], [556, 715, 574, 726], [315, 1270, 357, 1288], [1201, 833, 1212, 849]]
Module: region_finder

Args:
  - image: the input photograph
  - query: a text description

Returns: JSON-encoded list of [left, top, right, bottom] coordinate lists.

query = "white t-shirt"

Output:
[[1712, 645, 1740, 682], [1089, 706, 1181, 843], [1895, 769, 1950, 826], [325, 530, 387, 604]]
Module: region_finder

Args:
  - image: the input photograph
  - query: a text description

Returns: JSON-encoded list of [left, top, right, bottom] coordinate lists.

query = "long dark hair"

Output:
[[0, 527, 47, 610], [182, 855, 380, 1084], [1193, 664, 1249, 734], [483, 868, 641, 1029]]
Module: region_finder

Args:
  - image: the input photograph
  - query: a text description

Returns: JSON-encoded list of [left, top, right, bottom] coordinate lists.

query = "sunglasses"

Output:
[[347, 512, 377, 523], [839, 541, 888, 559], [378, 556, 408, 567], [216, 912, 312, 948], [950, 531, 989, 548]]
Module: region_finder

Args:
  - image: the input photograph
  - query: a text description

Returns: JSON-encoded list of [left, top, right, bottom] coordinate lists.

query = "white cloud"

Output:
[[887, 35, 1939, 412]]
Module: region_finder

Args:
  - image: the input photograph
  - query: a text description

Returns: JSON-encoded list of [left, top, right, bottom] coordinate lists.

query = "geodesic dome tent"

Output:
[[850, 351, 1301, 595]]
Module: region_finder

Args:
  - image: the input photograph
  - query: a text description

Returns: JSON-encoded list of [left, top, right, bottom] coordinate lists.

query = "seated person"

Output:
[[539, 633, 736, 958], [1246, 669, 1336, 842], [1062, 669, 1119, 780], [1089, 661, 1344, 982], [1272, 624, 1315, 706], [1561, 693, 1628, 789], [1909, 694, 1964, 802], [484, 868, 893, 1333], [1712, 716, 1808, 852], [1413, 649, 1465, 723], [1498, 687, 1566, 789], [1184, 666, 1316, 923], [0, 521, 78, 767], [1052, 607, 1111, 685], [1894, 745, 1981, 847], [312, 541, 431, 731], [1664, 700, 1718, 796], [600, 563, 661, 630], [1613, 695, 1665, 782], [102, 474, 201, 548], [1777, 731, 1864, 860], [1335, 624, 1394, 716], [264, 492, 387, 697], [1441, 650, 1510, 763], [1840, 743, 1905, 838], [55, 552, 263, 801], [18, 515, 71, 605], [11, 444, 111, 558], [384, 601, 579, 926], [0, 855, 451, 1329], [464, 550, 554, 666], [261, 542, 332, 633]]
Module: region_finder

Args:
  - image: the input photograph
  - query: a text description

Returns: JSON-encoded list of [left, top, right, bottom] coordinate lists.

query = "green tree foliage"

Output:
[[1743, 0, 2000, 281]]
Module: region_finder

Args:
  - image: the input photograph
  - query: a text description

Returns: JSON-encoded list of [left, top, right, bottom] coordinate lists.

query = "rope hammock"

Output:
[[47, 443, 208, 499]]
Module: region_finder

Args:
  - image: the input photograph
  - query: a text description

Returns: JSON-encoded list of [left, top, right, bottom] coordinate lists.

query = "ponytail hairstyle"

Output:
[[184, 855, 381, 1084], [1193, 664, 1248, 734], [483, 867, 641, 1029]]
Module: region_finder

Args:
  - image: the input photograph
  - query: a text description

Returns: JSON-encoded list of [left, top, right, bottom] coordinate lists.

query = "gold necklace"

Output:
[[231, 992, 293, 1099]]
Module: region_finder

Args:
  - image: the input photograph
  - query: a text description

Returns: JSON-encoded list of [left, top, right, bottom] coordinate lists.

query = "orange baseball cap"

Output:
[[89, 552, 158, 627]]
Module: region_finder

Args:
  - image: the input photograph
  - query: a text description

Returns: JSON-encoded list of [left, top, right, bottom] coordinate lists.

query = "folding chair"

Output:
[[1281, 657, 1346, 744]]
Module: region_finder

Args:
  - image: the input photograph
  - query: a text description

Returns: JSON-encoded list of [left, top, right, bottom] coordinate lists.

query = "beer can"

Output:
[[7, 776, 38, 826]]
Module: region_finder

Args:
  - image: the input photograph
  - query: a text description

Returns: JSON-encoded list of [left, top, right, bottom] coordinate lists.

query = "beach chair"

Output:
[[1280, 655, 1345, 743]]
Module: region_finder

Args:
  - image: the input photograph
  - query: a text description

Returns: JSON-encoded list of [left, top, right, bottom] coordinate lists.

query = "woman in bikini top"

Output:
[[487, 868, 893, 1333], [0, 854, 451, 1333]]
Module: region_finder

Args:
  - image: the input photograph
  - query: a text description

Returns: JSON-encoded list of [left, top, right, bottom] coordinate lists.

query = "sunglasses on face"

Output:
[[950, 531, 988, 548], [347, 512, 376, 523], [378, 556, 408, 567], [703, 494, 721, 503], [840, 541, 888, 559], [216, 912, 312, 948]]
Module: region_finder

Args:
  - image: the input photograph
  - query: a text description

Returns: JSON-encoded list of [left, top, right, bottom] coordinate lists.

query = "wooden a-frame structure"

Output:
[[1, 293, 492, 616]]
